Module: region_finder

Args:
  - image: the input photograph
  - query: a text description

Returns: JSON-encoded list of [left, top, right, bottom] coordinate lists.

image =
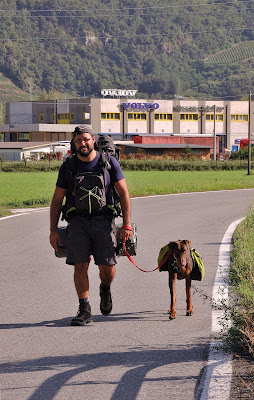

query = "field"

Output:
[[204, 40, 254, 65], [1, 170, 254, 209]]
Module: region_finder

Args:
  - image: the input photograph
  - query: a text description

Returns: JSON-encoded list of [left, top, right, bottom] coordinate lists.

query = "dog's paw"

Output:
[[168, 312, 176, 320], [186, 311, 193, 316]]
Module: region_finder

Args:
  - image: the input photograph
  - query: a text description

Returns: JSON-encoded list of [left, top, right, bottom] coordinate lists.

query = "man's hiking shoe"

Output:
[[100, 283, 112, 316], [71, 302, 93, 326]]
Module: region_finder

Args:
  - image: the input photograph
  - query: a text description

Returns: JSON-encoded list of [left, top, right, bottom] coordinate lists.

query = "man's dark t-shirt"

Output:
[[56, 151, 125, 215]]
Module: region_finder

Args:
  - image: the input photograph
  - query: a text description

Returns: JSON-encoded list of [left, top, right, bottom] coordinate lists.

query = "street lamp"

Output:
[[213, 104, 216, 161], [248, 90, 252, 175]]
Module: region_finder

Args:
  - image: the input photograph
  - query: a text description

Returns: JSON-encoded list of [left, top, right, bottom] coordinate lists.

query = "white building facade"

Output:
[[1, 95, 253, 153]]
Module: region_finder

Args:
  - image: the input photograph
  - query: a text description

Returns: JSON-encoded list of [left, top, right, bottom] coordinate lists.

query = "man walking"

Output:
[[49, 126, 132, 326]]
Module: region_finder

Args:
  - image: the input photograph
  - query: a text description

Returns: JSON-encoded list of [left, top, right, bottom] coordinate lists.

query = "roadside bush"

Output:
[[119, 159, 250, 171], [230, 147, 254, 160], [0, 157, 252, 172]]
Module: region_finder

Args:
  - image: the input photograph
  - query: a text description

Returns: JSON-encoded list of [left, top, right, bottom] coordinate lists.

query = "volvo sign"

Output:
[[101, 89, 137, 97], [122, 102, 159, 110]]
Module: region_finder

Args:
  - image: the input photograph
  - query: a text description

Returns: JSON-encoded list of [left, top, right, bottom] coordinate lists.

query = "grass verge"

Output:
[[0, 169, 254, 217], [228, 209, 254, 359]]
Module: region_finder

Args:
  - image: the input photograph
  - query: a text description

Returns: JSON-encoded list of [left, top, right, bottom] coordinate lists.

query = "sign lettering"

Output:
[[101, 89, 137, 97], [173, 105, 224, 113], [122, 102, 159, 110]]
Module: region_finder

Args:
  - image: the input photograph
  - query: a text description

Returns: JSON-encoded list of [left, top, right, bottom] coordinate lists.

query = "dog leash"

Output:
[[123, 242, 170, 273]]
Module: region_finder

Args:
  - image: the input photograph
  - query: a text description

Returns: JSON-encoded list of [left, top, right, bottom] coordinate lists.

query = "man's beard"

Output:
[[77, 146, 93, 158]]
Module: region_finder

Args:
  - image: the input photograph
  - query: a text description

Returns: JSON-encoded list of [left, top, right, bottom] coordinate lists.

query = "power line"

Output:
[[0, 26, 251, 42], [0, 0, 252, 18], [0, 7, 253, 19], [0, 0, 252, 14]]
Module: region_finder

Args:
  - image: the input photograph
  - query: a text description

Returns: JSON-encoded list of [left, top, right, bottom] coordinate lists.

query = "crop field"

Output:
[[204, 41, 254, 65]]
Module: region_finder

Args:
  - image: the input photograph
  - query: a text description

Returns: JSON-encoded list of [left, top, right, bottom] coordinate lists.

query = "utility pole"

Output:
[[213, 104, 216, 161], [248, 90, 252, 175]]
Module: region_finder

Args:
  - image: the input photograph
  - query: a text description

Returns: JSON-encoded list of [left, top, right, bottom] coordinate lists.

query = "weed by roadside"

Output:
[[0, 206, 12, 218]]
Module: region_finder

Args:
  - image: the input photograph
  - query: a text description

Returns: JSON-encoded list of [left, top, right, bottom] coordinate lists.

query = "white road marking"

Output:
[[199, 218, 243, 400], [0, 207, 49, 220]]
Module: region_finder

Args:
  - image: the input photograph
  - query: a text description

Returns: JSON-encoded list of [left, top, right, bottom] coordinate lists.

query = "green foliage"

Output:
[[119, 159, 252, 171], [0, 0, 253, 99], [0, 158, 254, 172], [229, 210, 254, 357], [230, 147, 254, 160]]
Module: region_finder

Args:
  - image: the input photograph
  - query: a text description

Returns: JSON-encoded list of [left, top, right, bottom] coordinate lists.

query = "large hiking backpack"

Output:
[[73, 171, 107, 214], [62, 134, 121, 221]]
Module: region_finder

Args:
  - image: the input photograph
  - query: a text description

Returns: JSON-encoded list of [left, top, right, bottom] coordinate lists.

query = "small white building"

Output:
[[0, 142, 70, 161]]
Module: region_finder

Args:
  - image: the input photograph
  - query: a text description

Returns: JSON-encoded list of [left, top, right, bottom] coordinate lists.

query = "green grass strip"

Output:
[[229, 209, 254, 358], [1, 170, 254, 208]]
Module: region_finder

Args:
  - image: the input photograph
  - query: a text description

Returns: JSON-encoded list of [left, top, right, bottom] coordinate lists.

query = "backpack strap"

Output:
[[61, 154, 78, 221], [98, 151, 122, 217]]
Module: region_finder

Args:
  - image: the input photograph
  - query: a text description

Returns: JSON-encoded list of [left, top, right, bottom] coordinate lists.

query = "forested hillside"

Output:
[[0, 0, 253, 101]]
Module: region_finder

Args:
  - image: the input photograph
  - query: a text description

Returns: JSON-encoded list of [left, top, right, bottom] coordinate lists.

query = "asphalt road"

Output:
[[1, 189, 254, 400]]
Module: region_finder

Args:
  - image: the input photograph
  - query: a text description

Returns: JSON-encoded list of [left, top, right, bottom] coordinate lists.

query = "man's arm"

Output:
[[114, 178, 132, 241], [49, 186, 67, 251]]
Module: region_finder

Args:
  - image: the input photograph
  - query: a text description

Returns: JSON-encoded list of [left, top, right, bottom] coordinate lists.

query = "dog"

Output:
[[166, 240, 193, 320]]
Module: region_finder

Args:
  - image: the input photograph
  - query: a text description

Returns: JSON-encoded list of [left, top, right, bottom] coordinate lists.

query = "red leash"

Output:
[[123, 242, 170, 273]]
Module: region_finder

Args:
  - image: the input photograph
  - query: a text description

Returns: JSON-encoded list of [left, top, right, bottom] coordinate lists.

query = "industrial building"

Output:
[[0, 94, 253, 155]]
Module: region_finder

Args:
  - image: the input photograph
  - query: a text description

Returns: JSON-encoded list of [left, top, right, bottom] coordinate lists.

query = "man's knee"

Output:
[[74, 262, 89, 274], [99, 265, 115, 284]]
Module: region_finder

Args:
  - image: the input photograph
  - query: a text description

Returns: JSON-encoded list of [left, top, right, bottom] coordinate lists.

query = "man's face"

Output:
[[74, 132, 95, 157]]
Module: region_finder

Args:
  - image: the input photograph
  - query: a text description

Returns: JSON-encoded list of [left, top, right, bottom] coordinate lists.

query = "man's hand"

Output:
[[49, 186, 66, 251], [120, 225, 133, 242], [49, 231, 61, 251]]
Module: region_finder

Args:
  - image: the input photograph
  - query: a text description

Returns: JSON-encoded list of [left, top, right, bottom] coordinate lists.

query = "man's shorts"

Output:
[[66, 215, 117, 266]]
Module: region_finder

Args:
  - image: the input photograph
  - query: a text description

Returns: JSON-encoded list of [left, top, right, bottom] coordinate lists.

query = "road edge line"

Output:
[[199, 218, 244, 400]]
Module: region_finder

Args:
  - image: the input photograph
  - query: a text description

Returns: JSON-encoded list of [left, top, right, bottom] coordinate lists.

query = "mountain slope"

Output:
[[0, 0, 253, 100]]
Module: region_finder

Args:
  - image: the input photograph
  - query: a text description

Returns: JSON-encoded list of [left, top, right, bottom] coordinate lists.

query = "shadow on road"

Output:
[[0, 342, 210, 400], [0, 310, 181, 329]]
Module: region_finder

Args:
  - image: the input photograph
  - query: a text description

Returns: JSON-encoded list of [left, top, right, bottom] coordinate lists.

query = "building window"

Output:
[[18, 133, 30, 142], [230, 114, 249, 122], [180, 113, 199, 121], [127, 113, 147, 120], [58, 113, 69, 120], [10, 132, 17, 141], [52, 113, 55, 122], [205, 114, 224, 121], [39, 114, 44, 122], [83, 112, 90, 120], [154, 113, 173, 121], [100, 113, 121, 120], [70, 113, 75, 121], [57, 113, 70, 124]]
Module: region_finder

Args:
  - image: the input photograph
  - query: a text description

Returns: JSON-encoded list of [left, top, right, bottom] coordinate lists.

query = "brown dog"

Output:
[[166, 240, 193, 320]]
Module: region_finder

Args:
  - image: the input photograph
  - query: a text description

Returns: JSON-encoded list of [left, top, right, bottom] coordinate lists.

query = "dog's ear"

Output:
[[168, 241, 176, 251], [183, 240, 191, 249], [167, 241, 176, 256]]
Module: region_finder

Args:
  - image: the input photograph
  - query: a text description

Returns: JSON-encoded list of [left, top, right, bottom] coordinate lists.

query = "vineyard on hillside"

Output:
[[204, 41, 254, 65]]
